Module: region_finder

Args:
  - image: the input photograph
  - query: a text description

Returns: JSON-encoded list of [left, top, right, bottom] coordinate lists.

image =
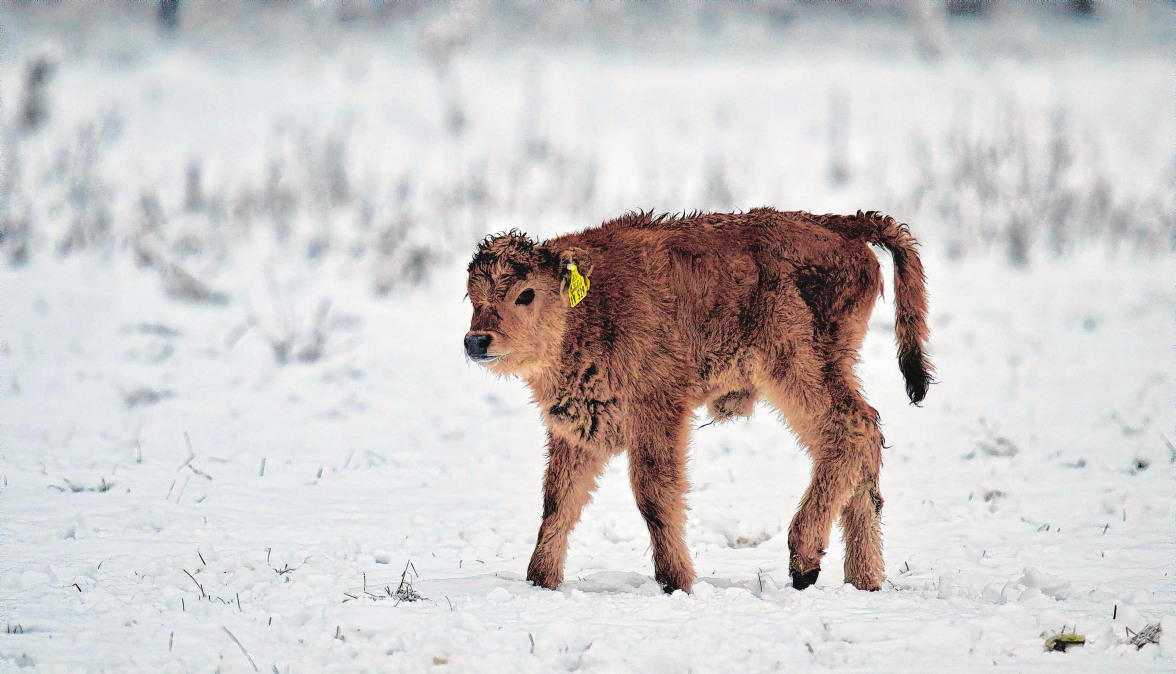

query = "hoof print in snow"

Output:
[[728, 531, 773, 549], [124, 388, 174, 408], [978, 436, 1018, 458]]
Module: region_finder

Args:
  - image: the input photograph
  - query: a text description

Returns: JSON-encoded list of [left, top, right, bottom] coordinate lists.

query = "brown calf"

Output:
[[464, 208, 931, 594]]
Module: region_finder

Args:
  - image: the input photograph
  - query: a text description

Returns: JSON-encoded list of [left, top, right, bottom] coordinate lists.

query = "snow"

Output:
[[2, 5, 1173, 672], [4, 253, 1172, 672]]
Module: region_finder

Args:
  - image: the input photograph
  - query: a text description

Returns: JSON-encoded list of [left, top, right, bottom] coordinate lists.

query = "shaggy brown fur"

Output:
[[464, 207, 931, 594]]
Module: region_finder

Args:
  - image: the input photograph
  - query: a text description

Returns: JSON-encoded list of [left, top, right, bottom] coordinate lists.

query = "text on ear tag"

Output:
[[568, 263, 590, 308]]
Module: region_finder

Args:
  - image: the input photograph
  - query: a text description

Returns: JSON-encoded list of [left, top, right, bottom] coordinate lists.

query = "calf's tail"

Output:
[[854, 211, 933, 404]]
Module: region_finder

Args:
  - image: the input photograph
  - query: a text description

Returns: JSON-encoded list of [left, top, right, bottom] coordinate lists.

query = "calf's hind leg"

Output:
[[765, 367, 884, 591], [839, 479, 885, 591]]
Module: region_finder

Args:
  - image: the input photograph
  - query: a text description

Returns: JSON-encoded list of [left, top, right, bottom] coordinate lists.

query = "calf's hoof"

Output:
[[527, 573, 560, 590], [658, 581, 686, 595], [791, 567, 820, 590], [847, 577, 882, 592], [526, 560, 562, 590], [655, 572, 694, 595], [844, 566, 885, 592]]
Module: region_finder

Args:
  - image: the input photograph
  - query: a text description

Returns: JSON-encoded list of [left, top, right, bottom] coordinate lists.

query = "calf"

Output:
[[464, 208, 931, 593]]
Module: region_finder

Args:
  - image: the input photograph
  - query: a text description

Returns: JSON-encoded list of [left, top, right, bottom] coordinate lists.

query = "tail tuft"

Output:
[[899, 346, 931, 405]]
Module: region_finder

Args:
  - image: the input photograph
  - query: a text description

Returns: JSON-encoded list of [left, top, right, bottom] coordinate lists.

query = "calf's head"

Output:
[[465, 231, 593, 377]]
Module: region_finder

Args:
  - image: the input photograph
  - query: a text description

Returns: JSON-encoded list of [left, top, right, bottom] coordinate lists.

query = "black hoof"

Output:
[[791, 567, 820, 590], [656, 576, 690, 595]]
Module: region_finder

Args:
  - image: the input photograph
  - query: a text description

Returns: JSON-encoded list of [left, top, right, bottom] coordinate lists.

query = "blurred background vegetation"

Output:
[[1, 1, 1171, 301]]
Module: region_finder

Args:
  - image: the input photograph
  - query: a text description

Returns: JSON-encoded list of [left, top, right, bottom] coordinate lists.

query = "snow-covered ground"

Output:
[[2, 5, 1173, 672], [4, 248, 1174, 671]]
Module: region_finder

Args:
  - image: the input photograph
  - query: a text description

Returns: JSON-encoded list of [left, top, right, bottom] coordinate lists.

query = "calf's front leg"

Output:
[[526, 432, 607, 589], [628, 401, 694, 594]]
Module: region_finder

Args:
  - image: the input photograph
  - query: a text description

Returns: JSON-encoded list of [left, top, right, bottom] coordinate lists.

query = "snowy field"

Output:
[[2, 4, 1173, 672]]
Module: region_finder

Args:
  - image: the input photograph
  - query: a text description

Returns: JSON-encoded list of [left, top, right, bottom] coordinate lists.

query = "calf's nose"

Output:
[[464, 333, 492, 358]]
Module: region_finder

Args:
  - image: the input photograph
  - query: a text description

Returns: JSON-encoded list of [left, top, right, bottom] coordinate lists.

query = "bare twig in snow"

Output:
[[183, 569, 205, 598], [173, 473, 191, 504], [1130, 623, 1161, 649], [222, 626, 259, 672]]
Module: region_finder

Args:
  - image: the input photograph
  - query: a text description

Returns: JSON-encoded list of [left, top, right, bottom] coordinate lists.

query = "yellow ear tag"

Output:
[[567, 263, 590, 308]]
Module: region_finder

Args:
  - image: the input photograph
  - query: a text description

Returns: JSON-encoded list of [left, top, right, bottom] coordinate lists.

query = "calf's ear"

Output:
[[556, 248, 594, 303], [557, 248, 593, 278]]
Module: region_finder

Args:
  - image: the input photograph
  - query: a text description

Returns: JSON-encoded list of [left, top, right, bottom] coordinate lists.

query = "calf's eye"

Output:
[[515, 289, 535, 306]]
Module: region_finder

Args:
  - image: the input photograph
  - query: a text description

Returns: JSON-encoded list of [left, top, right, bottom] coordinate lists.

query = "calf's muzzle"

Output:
[[464, 332, 493, 359]]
